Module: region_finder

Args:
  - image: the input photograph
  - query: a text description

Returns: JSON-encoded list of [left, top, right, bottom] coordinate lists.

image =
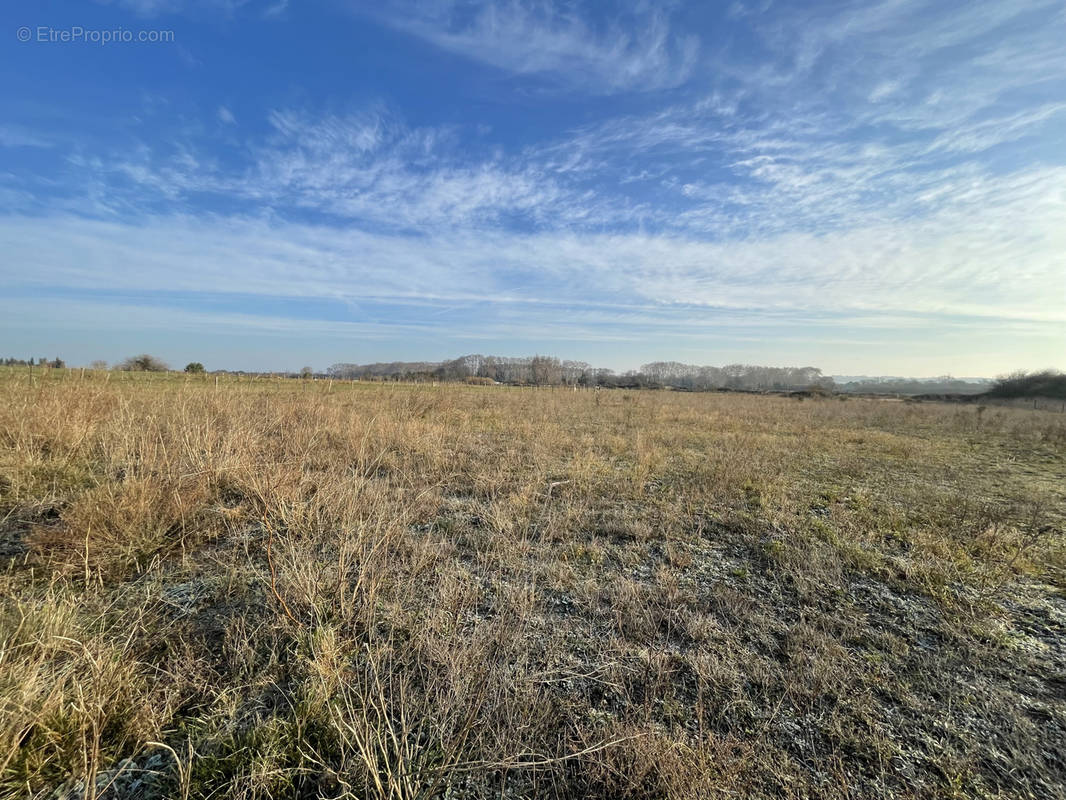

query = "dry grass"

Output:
[[1, 368, 1064, 799]]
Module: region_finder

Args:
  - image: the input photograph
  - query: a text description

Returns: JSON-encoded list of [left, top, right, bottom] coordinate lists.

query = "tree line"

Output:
[[327, 355, 833, 391], [3, 357, 66, 368], [13, 354, 1055, 398], [1, 355, 203, 373], [987, 370, 1066, 400]]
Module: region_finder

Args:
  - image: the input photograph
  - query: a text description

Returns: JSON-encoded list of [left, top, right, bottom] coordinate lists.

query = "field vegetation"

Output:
[[1, 367, 1064, 799]]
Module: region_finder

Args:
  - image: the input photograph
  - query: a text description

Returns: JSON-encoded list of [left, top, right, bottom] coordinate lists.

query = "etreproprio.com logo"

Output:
[[17, 26, 175, 44]]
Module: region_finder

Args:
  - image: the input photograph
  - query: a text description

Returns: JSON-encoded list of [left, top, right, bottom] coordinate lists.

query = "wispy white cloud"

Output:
[[868, 80, 901, 103], [0, 125, 53, 149], [362, 0, 700, 93], [99, 0, 253, 16], [64, 108, 612, 230], [262, 0, 287, 17], [4, 156, 1063, 325]]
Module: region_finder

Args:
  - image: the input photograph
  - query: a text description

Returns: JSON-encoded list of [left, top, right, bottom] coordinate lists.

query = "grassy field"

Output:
[[1, 368, 1064, 799]]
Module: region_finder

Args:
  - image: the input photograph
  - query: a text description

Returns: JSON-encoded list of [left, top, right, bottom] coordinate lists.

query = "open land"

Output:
[[1, 369, 1064, 799]]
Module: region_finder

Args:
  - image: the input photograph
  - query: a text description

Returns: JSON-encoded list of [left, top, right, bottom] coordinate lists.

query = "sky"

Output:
[[2, 0, 1064, 376]]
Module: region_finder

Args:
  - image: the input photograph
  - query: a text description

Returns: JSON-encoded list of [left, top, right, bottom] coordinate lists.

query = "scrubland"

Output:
[[1, 369, 1064, 799]]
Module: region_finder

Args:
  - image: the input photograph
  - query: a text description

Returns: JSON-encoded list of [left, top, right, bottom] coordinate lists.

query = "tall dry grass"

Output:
[[1, 371, 1064, 798]]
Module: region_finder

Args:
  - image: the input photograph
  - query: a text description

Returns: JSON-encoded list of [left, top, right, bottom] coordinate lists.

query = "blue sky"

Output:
[[2, 0, 1064, 375]]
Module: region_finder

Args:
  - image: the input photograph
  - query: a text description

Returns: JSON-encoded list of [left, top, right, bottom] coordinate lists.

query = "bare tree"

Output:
[[530, 355, 562, 385], [561, 360, 590, 385], [117, 354, 169, 372]]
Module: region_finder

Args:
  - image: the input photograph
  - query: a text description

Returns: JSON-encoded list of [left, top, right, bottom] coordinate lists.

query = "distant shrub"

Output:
[[791, 384, 833, 400], [117, 354, 169, 372], [184, 362, 206, 374], [464, 376, 495, 385]]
